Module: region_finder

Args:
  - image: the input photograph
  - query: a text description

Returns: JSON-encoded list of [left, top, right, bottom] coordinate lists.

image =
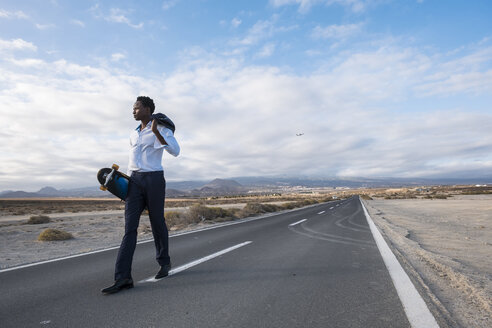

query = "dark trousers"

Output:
[[114, 171, 170, 280]]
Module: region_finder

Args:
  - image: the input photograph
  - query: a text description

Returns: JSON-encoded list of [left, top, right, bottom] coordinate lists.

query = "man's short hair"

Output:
[[136, 96, 155, 114]]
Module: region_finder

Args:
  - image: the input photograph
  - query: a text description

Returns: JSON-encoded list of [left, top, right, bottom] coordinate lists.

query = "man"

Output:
[[102, 96, 180, 294]]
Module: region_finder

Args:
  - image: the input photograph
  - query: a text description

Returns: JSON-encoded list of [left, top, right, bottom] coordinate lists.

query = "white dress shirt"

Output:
[[127, 121, 180, 174]]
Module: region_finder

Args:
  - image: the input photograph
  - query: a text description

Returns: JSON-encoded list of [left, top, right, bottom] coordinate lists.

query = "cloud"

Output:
[[270, 0, 370, 13], [0, 38, 37, 52], [231, 17, 242, 28], [35, 23, 56, 30], [311, 23, 363, 40], [417, 70, 492, 96], [238, 19, 276, 46], [0, 37, 491, 190], [111, 53, 126, 62], [0, 9, 28, 19], [255, 43, 276, 58], [162, 0, 179, 10], [106, 8, 143, 29], [415, 46, 492, 96], [70, 19, 85, 27], [90, 5, 143, 29], [234, 15, 296, 48], [270, 0, 320, 13]]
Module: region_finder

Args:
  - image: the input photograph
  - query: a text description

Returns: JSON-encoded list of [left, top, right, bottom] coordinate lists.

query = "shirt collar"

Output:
[[136, 120, 152, 131]]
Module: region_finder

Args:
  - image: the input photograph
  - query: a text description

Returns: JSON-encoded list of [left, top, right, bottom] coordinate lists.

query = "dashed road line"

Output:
[[139, 241, 253, 283], [289, 219, 307, 227], [317, 211, 325, 214]]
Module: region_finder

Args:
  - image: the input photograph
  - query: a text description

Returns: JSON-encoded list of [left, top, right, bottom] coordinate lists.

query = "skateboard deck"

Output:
[[97, 164, 130, 201]]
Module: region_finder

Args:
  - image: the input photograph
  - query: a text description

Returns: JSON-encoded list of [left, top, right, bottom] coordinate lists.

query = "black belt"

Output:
[[131, 171, 163, 176]]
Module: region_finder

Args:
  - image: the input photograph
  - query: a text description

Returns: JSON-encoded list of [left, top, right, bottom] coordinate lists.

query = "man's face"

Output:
[[133, 101, 149, 121]]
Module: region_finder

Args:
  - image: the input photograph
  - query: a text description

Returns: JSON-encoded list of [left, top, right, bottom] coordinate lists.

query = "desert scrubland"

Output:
[[363, 187, 491, 328], [1, 186, 491, 327]]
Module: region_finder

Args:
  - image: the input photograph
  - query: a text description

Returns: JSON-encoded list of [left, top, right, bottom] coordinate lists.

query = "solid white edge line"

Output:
[[360, 198, 439, 328], [289, 219, 307, 227], [139, 241, 252, 283], [0, 245, 123, 273], [0, 202, 326, 274]]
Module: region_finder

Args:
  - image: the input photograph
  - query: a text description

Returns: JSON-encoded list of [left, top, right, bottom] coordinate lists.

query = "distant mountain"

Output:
[[189, 178, 246, 196], [231, 176, 492, 189], [166, 188, 189, 198], [38, 186, 61, 196], [0, 191, 48, 198], [1, 176, 491, 198], [0, 186, 110, 198], [166, 180, 208, 191], [202, 178, 243, 189]]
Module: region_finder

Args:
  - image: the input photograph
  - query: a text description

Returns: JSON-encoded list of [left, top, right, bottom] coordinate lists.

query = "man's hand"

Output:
[[151, 119, 168, 145]]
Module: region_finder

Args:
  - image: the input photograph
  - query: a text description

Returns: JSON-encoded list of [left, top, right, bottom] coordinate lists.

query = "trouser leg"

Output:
[[114, 178, 145, 280], [145, 172, 170, 266]]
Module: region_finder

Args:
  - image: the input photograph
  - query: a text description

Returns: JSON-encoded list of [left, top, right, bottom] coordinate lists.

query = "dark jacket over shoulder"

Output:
[[151, 113, 176, 133]]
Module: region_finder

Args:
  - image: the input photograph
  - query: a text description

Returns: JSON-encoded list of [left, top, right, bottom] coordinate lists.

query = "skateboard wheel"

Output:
[[112, 164, 119, 170], [100, 185, 107, 191]]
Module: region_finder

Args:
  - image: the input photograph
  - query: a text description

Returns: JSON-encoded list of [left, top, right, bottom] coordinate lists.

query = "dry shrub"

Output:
[[294, 199, 318, 207], [360, 195, 373, 200], [238, 199, 323, 218], [38, 228, 73, 241], [164, 211, 184, 227], [280, 202, 297, 210], [238, 203, 280, 218], [186, 204, 237, 223], [425, 194, 448, 200], [26, 215, 51, 224]]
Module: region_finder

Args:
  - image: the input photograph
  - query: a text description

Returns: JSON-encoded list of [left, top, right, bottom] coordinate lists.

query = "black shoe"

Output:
[[155, 263, 172, 279], [101, 278, 134, 294]]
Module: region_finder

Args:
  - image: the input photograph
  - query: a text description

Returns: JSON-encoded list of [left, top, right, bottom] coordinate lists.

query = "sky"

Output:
[[1, 0, 491, 191]]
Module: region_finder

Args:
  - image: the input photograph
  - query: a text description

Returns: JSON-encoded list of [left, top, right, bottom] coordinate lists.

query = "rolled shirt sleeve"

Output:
[[154, 126, 180, 157]]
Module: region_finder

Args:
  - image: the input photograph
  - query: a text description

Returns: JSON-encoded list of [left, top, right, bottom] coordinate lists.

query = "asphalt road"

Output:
[[0, 196, 411, 327]]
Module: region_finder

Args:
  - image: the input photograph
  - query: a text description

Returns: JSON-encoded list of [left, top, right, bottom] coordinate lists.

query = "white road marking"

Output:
[[329, 207, 334, 210], [289, 219, 307, 227], [336, 204, 339, 207], [0, 245, 123, 273], [317, 211, 325, 214], [360, 199, 439, 328], [139, 241, 252, 283]]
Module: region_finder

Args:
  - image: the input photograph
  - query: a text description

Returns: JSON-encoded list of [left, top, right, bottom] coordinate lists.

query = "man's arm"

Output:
[[152, 119, 168, 145], [152, 120, 180, 156]]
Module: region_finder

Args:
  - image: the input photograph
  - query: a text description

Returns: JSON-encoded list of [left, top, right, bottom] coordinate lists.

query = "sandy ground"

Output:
[[364, 195, 492, 328]]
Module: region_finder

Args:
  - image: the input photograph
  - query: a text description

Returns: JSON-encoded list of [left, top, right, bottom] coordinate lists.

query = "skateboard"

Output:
[[97, 164, 130, 201]]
